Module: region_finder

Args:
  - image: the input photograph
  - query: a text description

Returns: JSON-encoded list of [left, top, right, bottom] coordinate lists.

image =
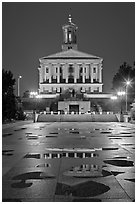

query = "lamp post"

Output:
[[17, 75, 22, 97], [125, 81, 131, 113]]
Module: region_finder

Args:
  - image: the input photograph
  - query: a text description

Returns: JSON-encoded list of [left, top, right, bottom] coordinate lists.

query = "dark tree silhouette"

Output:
[[2, 69, 16, 122], [112, 62, 135, 101]]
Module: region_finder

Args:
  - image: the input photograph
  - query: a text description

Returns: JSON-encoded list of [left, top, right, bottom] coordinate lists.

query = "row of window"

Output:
[[45, 66, 97, 74], [41, 87, 100, 94], [42, 77, 99, 84]]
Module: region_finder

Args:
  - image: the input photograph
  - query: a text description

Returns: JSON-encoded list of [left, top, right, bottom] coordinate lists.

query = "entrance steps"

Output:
[[37, 114, 118, 122]]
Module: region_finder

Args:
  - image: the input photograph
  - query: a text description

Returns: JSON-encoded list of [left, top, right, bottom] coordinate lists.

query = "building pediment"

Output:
[[40, 49, 102, 61]]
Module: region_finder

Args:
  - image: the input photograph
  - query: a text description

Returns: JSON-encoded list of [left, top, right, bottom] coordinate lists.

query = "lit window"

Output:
[[69, 33, 72, 42]]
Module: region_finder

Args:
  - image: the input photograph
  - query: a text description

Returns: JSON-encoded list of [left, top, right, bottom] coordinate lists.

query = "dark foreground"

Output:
[[2, 121, 135, 202]]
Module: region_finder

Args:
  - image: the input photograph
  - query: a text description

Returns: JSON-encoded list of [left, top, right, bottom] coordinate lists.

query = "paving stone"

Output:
[[2, 121, 135, 201]]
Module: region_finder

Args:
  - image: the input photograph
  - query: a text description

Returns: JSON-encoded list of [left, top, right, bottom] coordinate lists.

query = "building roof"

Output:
[[40, 49, 102, 60]]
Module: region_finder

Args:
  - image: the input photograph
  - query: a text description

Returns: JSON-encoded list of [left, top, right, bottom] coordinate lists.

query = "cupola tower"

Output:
[[62, 14, 78, 51]]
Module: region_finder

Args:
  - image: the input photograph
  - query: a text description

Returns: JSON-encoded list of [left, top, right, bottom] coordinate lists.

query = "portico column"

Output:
[[74, 63, 79, 83], [62, 64, 68, 83], [49, 76, 52, 83], [99, 64, 102, 83], [90, 65, 93, 83], [57, 65, 60, 83], [82, 64, 85, 83]]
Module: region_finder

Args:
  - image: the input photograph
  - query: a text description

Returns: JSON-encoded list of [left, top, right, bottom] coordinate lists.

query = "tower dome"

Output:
[[62, 15, 78, 51]]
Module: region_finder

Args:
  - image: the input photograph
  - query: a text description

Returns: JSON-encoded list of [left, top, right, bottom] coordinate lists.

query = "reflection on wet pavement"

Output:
[[11, 171, 56, 188], [63, 164, 112, 178], [55, 180, 110, 197], [2, 150, 14, 156], [24, 153, 41, 159], [124, 178, 135, 183], [2, 121, 135, 201], [2, 133, 12, 137], [36, 163, 51, 168], [111, 171, 125, 176], [73, 198, 102, 202], [104, 159, 134, 167]]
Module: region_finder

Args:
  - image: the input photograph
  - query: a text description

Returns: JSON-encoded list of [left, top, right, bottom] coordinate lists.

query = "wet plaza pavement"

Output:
[[2, 121, 135, 202]]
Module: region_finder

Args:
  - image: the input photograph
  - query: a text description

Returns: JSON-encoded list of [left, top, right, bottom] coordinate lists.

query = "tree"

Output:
[[112, 62, 135, 101], [2, 69, 16, 122]]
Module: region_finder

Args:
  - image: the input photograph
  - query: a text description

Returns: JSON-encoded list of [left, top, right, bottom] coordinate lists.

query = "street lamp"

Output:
[[111, 95, 118, 100], [125, 80, 131, 113], [17, 75, 22, 97], [30, 91, 38, 98]]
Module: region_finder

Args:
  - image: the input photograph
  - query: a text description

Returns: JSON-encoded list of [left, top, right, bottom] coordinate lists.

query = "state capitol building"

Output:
[[37, 15, 112, 113]]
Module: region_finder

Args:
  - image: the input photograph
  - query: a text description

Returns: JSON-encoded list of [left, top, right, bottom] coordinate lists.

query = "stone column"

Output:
[[63, 64, 68, 83], [90, 64, 93, 83], [99, 64, 102, 83], [74, 64, 77, 83], [49, 76, 52, 83], [74, 63, 79, 83], [57, 65, 60, 83], [82, 64, 85, 83]]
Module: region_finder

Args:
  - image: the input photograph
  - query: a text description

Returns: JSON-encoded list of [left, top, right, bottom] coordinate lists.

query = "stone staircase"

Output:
[[37, 113, 118, 122]]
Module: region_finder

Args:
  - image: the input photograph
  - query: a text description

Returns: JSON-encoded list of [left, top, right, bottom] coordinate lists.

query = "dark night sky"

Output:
[[2, 2, 135, 95]]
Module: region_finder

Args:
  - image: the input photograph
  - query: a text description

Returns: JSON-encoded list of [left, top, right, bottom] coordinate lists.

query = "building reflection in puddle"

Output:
[[70, 164, 99, 172], [43, 152, 98, 159]]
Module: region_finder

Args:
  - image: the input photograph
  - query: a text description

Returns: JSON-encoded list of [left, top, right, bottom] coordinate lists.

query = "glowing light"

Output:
[[117, 91, 126, 96], [111, 96, 118, 100]]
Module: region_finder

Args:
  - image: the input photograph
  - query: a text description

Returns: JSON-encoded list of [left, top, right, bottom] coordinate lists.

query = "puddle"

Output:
[[24, 153, 41, 159], [55, 181, 110, 197], [27, 137, 38, 140], [104, 159, 134, 167], [124, 178, 135, 183], [102, 147, 119, 151], [111, 171, 124, 176], [2, 150, 14, 156], [43, 152, 99, 159], [50, 132, 58, 134], [64, 165, 111, 178], [73, 198, 101, 202], [46, 135, 58, 138], [113, 156, 130, 159], [100, 131, 112, 134], [70, 131, 79, 134], [11, 181, 33, 188], [36, 163, 51, 168], [26, 134, 39, 140], [26, 132, 33, 134], [120, 132, 131, 134], [12, 171, 55, 180], [11, 171, 55, 188], [2, 133, 12, 137], [121, 144, 134, 146], [119, 135, 133, 138], [3, 198, 22, 202], [44, 153, 61, 159]]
